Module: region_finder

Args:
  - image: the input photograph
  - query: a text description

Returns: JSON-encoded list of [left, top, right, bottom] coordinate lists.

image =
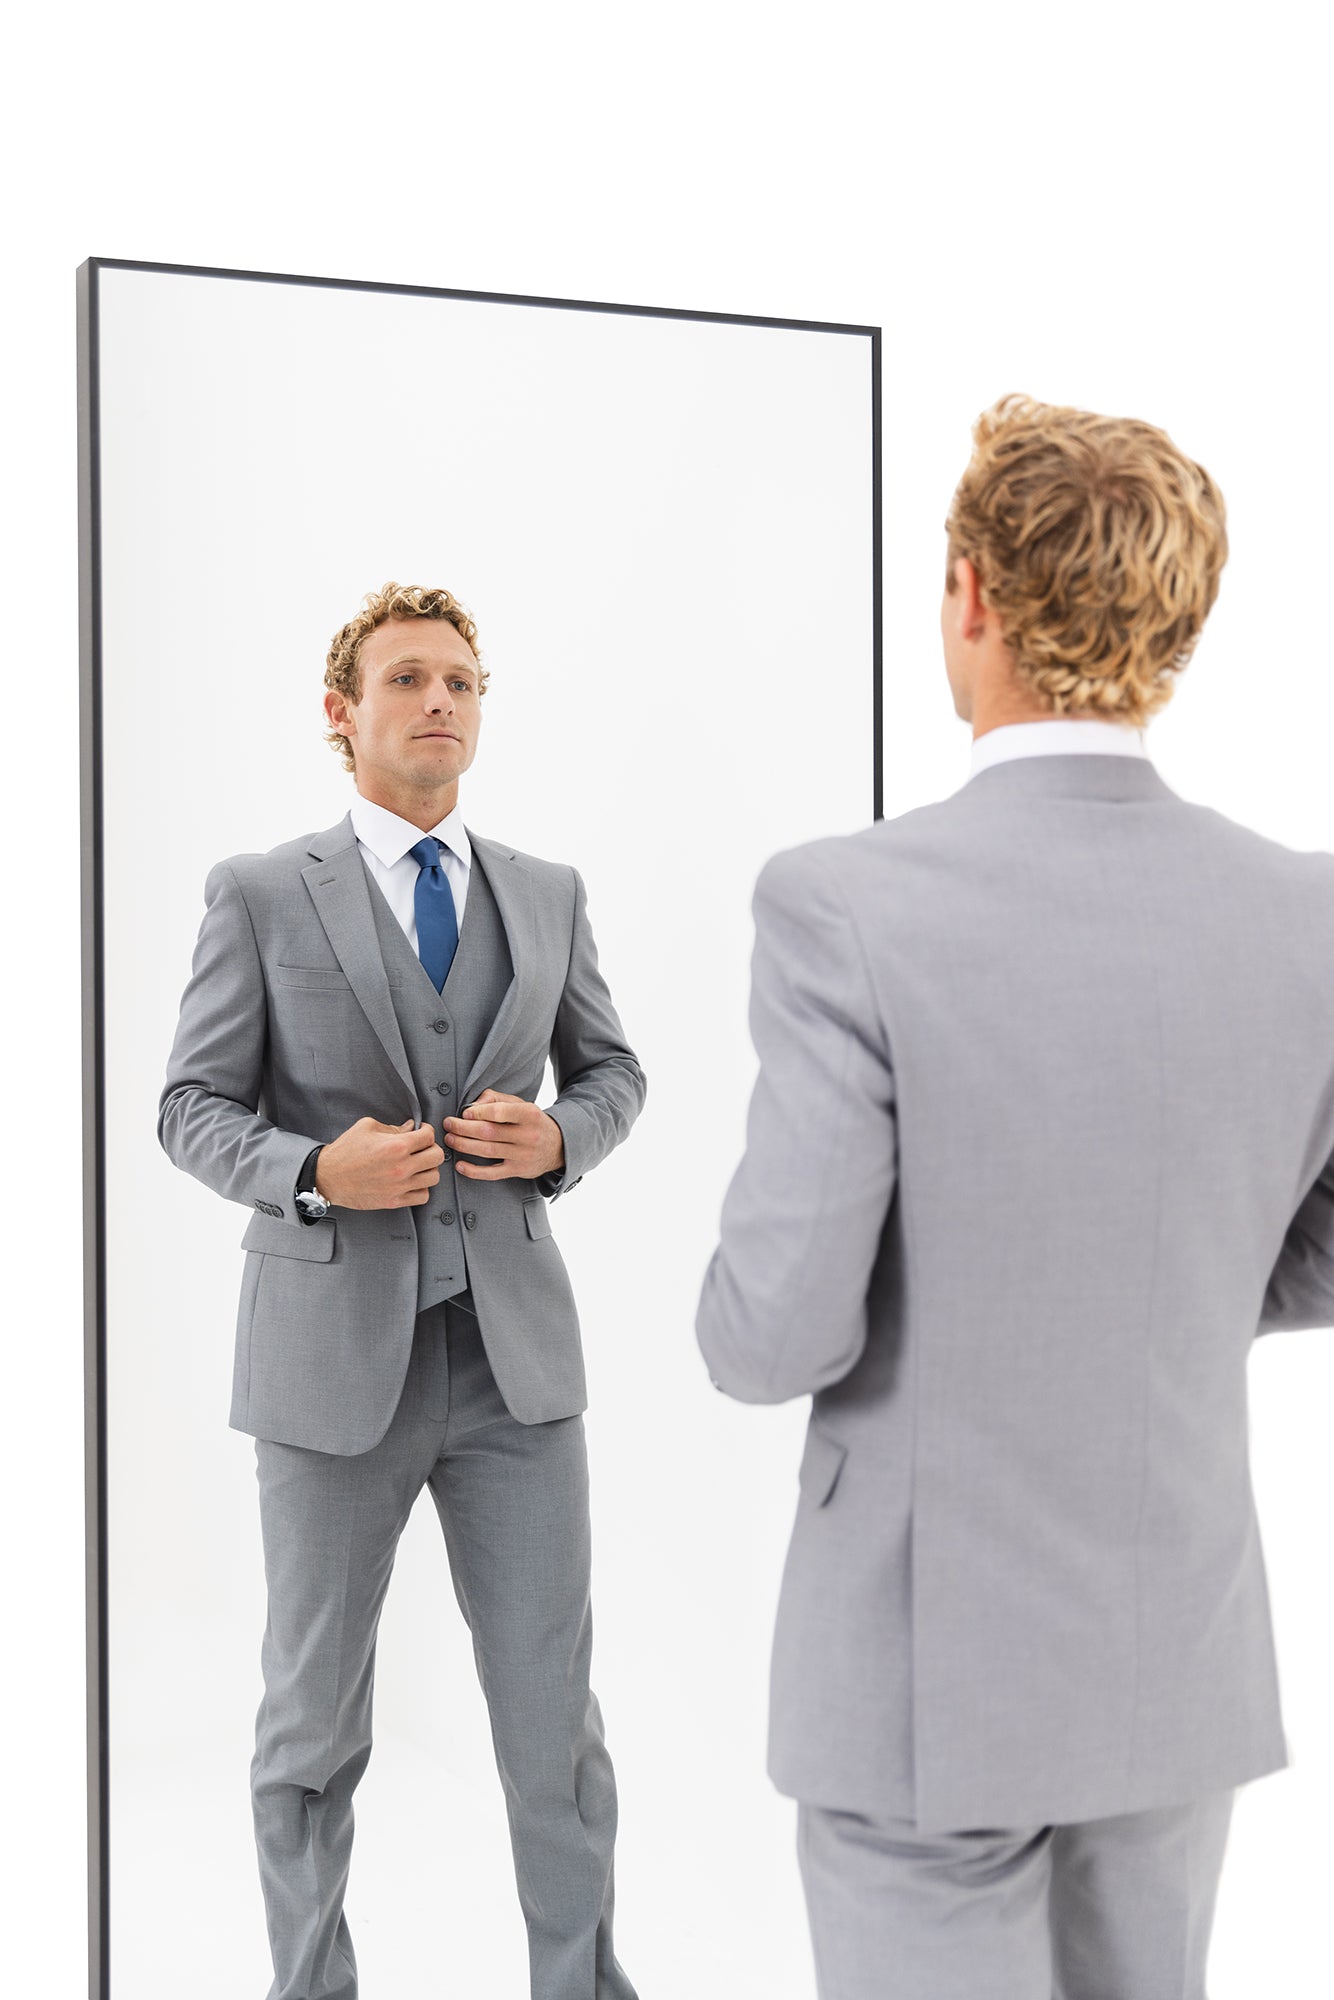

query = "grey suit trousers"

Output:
[[250, 1289, 637, 2000], [796, 1787, 1235, 2000]]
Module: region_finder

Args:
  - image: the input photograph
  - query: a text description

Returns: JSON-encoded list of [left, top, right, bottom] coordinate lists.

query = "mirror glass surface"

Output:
[[91, 263, 877, 1997]]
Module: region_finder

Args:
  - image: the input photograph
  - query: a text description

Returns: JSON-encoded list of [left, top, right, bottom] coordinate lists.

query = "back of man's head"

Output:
[[945, 395, 1228, 726]]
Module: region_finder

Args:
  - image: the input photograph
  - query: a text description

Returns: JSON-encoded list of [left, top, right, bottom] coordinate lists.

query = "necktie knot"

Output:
[[409, 835, 443, 873]]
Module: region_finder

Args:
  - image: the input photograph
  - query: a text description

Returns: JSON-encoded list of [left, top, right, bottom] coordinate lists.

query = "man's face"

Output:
[[327, 616, 482, 801]]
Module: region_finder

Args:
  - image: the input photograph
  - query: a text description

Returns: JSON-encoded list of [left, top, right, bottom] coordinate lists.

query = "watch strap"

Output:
[[295, 1145, 326, 1223]]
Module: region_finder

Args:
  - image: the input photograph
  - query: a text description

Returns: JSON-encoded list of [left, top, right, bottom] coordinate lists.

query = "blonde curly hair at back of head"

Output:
[[944, 395, 1228, 726], [324, 581, 486, 772]]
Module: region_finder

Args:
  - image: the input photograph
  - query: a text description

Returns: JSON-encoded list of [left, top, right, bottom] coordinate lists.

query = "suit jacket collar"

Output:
[[960, 753, 1179, 806], [300, 813, 536, 1113]]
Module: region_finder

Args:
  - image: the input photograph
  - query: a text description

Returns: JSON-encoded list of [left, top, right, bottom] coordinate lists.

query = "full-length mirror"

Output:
[[78, 258, 879, 1999]]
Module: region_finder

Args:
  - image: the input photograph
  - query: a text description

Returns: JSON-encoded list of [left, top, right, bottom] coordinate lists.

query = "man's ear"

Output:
[[952, 555, 989, 643], [324, 688, 355, 737]]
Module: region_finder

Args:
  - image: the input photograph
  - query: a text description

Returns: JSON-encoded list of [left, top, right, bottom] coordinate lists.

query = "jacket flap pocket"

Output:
[[241, 1210, 338, 1261], [523, 1196, 552, 1240], [798, 1422, 848, 1506]]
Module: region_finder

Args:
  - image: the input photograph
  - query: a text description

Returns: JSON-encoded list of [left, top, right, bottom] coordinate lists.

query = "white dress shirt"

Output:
[[348, 792, 471, 952], [968, 717, 1149, 780]]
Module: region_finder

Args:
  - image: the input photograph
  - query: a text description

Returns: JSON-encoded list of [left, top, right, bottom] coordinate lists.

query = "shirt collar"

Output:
[[969, 718, 1149, 780], [348, 791, 472, 870]]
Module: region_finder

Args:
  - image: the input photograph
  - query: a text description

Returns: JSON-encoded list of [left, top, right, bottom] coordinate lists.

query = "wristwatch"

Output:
[[294, 1145, 331, 1223]]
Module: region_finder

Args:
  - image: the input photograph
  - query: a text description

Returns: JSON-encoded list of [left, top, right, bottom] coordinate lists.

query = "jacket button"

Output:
[[433, 1019, 450, 1033], [438, 1211, 455, 1226], [464, 1212, 477, 1229]]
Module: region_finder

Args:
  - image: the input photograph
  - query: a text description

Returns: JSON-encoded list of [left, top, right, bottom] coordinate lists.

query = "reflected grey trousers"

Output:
[[250, 1289, 637, 2000], [797, 1786, 1235, 2000]]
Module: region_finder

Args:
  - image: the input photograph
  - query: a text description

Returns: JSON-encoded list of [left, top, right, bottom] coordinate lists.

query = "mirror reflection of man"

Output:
[[698, 396, 1334, 1997], [158, 583, 644, 2000]]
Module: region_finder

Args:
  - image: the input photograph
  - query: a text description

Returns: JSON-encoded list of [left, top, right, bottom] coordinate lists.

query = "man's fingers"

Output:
[[415, 1143, 446, 1169], [445, 1124, 520, 1151], [403, 1123, 442, 1153]]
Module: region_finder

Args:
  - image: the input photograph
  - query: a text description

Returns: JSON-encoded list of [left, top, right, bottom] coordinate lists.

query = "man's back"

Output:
[[702, 749, 1334, 1831], [698, 392, 1302, 1996]]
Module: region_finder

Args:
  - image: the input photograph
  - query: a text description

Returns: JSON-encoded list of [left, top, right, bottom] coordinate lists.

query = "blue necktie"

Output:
[[410, 837, 459, 991]]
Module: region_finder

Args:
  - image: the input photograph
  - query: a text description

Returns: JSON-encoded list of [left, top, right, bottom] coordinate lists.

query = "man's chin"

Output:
[[376, 758, 459, 798]]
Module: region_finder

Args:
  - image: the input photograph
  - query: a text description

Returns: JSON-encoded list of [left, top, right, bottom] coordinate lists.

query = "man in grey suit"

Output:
[[158, 582, 644, 2000], [697, 395, 1334, 1998]]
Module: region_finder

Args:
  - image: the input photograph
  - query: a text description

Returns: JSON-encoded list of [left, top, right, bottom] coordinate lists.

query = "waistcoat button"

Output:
[[464, 1212, 478, 1229], [433, 1019, 450, 1033], [438, 1211, 455, 1226], [436, 1082, 452, 1094]]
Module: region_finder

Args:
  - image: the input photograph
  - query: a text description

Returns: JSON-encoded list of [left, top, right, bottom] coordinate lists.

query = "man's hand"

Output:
[[444, 1090, 565, 1181], [314, 1117, 446, 1209]]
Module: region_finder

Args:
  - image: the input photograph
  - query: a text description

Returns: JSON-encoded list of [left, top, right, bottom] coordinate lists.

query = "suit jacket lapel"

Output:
[[301, 815, 419, 1110], [460, 830, 536, 1106]]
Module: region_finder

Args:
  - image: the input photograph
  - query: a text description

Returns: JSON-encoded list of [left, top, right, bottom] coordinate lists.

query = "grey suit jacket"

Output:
[[159, 813, 645, 1451], [697, 753, 1334, 1832]]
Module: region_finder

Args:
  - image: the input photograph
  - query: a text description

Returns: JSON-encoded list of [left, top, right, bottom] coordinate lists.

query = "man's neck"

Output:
[[970, 688, 1072, 739], [965, 636, 1123, 738], [354, 779, 459, 833]]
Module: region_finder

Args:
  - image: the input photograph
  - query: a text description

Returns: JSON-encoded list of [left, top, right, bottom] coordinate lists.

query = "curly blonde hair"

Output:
[[324, 581, 487, 772], [944, 395, 1227, 724]]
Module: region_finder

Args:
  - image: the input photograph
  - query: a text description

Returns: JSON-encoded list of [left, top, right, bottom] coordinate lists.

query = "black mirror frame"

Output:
[[76, 252, 881, 2000]]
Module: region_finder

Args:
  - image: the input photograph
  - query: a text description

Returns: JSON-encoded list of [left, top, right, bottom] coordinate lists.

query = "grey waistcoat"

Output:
[[363, 847, 515, 1316]]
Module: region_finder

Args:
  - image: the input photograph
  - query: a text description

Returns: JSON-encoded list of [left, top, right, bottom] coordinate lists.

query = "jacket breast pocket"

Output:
[[523, 1196, 553, 1240], [241, 1210, 338, 1261], [797, 1421, 848, 1507], [274, 964, 353, 990]]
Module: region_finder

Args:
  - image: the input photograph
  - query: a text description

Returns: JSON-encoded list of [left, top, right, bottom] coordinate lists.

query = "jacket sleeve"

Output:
[[535, 864, 647, 1199], [1258, 1141, 1334, 1333], [695, 843, 899, 1402], [157, 859, 324, 1228]]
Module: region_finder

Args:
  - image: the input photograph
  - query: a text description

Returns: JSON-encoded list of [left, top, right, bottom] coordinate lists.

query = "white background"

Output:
[[4, 2, 1333, 1994]]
